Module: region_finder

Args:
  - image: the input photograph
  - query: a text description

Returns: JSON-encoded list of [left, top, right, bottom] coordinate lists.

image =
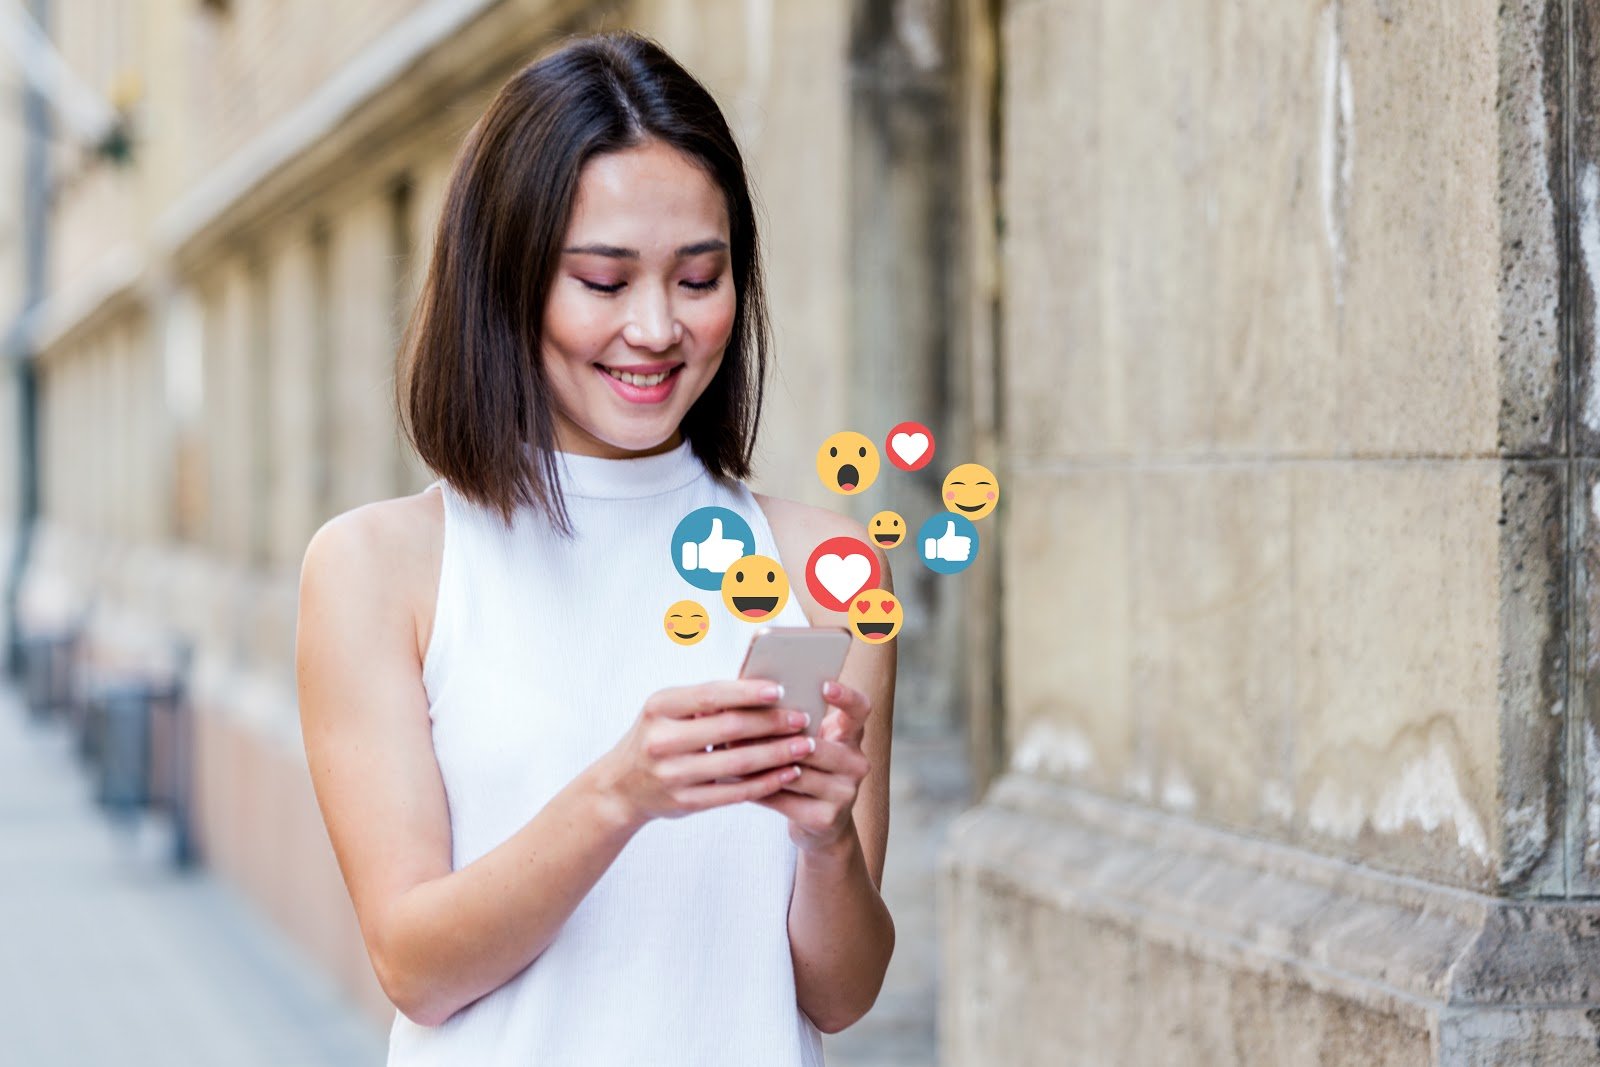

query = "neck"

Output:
[[552, 417, 684, 460]]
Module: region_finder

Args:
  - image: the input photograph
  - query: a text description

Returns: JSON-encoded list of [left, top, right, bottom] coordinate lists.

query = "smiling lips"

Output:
[[854, 621, 894, 639]]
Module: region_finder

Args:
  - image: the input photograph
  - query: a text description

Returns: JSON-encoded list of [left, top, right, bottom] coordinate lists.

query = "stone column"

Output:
[[940, 0, 1600, 1062]]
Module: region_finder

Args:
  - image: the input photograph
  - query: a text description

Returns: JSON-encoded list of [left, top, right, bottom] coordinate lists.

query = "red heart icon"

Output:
[[880, 600, 895, 614], [855, 599, 870, 613]]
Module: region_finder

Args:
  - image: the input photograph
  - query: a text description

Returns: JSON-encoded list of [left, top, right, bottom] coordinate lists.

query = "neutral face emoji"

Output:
[[817, 431, 880, 495], [868, 510, 906, 549], [942, 463, 1000, 521], [663, 600, 710, 646], [721, 555, 791, 621], [847, 589, 904, 644]]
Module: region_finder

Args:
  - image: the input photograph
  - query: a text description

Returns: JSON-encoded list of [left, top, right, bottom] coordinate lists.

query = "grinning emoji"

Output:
[[868, 510, 906, 549], [817, 431, 881, 495], [721, 555, 791, 621], [847, 589, 903, 644], [663, 600, 710, 646], [942, 463, 1000, 521]]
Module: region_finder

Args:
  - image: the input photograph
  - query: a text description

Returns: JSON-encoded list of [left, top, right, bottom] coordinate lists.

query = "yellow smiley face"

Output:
[[942, 463, 1000, 521], [847, 589, 903, 644], [663, 600, 710, 646], [721, 555, 791, 622], [868, 510, 906, 549], [817, 431, 880, 495]]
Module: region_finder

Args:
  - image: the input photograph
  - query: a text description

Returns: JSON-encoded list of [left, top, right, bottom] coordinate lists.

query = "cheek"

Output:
[[687, 291, 738, 348], [542, 290, 614, 358]]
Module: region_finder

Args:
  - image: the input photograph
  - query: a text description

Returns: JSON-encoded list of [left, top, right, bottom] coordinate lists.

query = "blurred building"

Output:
[[13, 0, 1600, 1065]]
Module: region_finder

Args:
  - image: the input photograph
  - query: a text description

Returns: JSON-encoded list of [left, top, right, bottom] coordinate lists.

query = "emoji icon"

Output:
[[673, 506, 756, 591], [848, 589, 904, 643], [664, 601, 710, 646], [817, 431, 880, 495], [868, 511, 906, 549], [885, 421, 935, 472], [805, 536, 882, 613], [721, 555, 791, 621], [942, 463, 1000, 521], [918, 513, 980, 575]]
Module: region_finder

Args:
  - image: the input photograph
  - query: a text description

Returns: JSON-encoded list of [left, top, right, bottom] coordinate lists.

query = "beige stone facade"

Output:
[[939, 0, 1600, 1063]]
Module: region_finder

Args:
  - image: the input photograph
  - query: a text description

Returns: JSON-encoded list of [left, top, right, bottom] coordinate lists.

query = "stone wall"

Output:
[[940, 1, 1600, 1062]]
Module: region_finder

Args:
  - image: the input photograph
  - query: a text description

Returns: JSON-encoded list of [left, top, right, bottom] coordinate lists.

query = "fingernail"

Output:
[[788, 711, 808, 729], [762, 684, 783, 702], [823, 681, 839, 699]]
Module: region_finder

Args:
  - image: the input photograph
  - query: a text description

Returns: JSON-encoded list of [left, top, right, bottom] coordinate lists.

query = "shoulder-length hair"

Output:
[[396, 29, 771, 534]]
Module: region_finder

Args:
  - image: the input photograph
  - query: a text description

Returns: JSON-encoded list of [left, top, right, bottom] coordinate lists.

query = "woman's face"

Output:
[[541, 139, 738, 459]]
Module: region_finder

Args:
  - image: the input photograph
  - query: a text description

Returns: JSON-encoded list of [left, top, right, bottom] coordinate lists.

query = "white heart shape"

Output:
[[891, 431, 929, 464], [815, 553, 872, 604]]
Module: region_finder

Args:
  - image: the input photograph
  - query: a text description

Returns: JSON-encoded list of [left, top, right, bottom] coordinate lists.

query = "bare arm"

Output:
[[295, 500, 806, 1026]]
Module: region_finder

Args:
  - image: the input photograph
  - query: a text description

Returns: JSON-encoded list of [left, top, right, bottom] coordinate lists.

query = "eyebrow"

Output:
[[562, 239, 729, 259]]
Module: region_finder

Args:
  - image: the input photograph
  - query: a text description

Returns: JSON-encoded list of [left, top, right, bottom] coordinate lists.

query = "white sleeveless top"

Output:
[[386, 439, 826, 1066]]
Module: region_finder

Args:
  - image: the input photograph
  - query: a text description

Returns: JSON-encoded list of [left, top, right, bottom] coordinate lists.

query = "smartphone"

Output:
[[737, 625, 851, 740]]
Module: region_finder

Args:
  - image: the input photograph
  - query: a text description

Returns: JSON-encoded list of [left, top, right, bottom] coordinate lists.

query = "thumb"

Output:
[[706, 517, 724, 539], [943, 520, 958, 537]]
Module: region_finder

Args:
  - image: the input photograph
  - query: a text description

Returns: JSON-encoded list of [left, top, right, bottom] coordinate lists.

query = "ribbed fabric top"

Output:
[[386, 439, 825, 1066]]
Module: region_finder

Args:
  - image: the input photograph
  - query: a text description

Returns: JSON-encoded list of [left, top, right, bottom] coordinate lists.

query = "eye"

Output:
[[892, 519, 899, 527], [579, 278, 625, 294], [766, 571, 775, 582], [682, 277, 721, 292], [859, 446, 867, 458], [735, 571, 744, 582], [829, 446, 837, 458]]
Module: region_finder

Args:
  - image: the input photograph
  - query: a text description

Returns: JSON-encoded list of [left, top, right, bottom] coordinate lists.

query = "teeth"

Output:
[[605, 367, 672, 387]]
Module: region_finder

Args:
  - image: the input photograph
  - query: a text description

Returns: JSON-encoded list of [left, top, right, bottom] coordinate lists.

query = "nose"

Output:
[[622, 283, 684, 352]]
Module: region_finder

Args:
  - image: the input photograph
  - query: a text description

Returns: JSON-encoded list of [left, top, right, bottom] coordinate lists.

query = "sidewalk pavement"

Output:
[[0, 686, 387, 1066]]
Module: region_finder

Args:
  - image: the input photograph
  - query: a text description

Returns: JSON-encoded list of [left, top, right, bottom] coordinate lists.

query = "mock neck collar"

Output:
[[524, 438, 706, 500]]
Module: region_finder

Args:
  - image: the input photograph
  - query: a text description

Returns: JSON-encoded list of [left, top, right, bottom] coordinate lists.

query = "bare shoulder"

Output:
[[752, 492, 894, 626], [300, 484, 445, 666]]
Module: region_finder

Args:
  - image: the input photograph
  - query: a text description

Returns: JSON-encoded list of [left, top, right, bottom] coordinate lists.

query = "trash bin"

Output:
[[93, 681, 152, 816], [19, 627, 80, 722]]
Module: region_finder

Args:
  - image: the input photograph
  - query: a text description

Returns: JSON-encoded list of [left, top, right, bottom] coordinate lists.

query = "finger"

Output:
[[667, 731, 816, 784], [677, 706, 808, 753], [821, 680, 872, 739], [751, 763, 854, 807], [792, 738, 870, 785], [683, 762, 800, 808], [645, 679, 784, 721], [707, 517, 724, 538]]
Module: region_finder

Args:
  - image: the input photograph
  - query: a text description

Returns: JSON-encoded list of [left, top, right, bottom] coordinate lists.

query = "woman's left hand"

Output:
[[748, 679, 872, 854]]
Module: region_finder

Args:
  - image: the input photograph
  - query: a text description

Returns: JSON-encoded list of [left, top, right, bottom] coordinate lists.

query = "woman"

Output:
[[294, 29, 896, 1066]]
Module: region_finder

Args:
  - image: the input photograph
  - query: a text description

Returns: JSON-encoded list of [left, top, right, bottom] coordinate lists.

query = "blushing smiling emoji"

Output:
[[817, 431, 880, 495], [942, 463, 1000, 521], [663, 600, 710, 646], [868, 510, 906, 549], [721, 555, 791, 621], [847, 589, 903, 644]]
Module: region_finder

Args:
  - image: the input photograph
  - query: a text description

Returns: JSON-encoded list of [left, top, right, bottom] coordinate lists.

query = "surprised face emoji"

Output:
[[721, 555, 791, 621], [817, 432, 881, 495], [847, 589, 903, 644], [664, 601, 710, 646]]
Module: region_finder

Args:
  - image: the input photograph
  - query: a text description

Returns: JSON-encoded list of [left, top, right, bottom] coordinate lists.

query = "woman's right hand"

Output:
[[596, 679, 815, 827]]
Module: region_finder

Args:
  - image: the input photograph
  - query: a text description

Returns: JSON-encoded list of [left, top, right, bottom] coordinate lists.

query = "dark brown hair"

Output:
[[396, 29, 770, 534]]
